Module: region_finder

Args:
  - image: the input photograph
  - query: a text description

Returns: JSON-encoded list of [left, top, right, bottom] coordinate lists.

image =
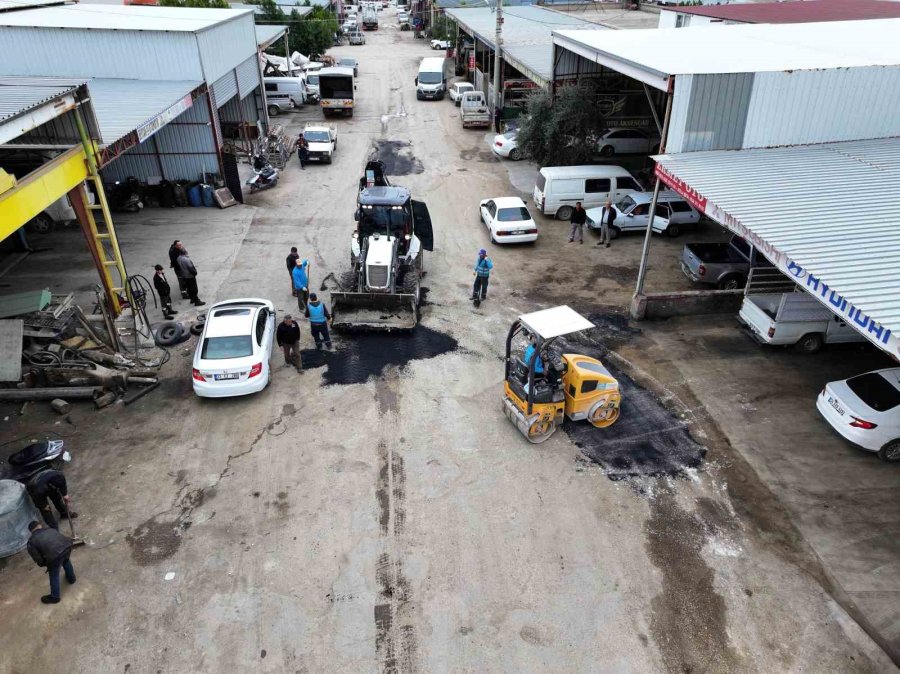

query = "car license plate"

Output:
[[215, 373, 239, 381], [827, 396, 845, 415]]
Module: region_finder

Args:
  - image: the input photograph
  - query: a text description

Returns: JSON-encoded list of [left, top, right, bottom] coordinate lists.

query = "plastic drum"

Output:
[[0, 479, 41, 557]]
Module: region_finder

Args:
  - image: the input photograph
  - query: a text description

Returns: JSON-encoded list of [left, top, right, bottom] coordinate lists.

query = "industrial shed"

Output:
[[0, 3, 270, 195]]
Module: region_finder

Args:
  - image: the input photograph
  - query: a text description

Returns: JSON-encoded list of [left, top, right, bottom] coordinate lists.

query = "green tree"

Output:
[[160, 0, 229, 7], [515, 81, 609, 166], [257, 3, 338, 58]]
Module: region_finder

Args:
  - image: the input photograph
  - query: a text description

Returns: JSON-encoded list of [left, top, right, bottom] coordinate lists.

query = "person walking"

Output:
[[472, 249, 493, 306], [286, 247, 300, 297], [26, 469, 76, 530], [168, 240, 189, 299], [304, 293, 332, 350], [568, 202, 587, 244], [297, 136, 309, 169], [596, 200, 616, 248], [176, 250, 205, 307], [276, 314, 302, 370], [292, 258, 310, 309], [26, 520, 76, 604], [153, 264, 176, 319]]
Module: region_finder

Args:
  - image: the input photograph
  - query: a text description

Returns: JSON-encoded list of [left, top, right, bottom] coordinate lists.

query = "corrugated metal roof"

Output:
[[255, 23, 288, 48], [554, 18, 900, 83], [0, 78, 80, 124], [668, 0, 900, 24], [446, 6, 604, 82], [654, 138, 900, 354], [0, 4, 254, 31], [0, 0, 69, 13]]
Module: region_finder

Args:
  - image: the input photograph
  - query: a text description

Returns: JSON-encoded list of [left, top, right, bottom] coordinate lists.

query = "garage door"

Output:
[[237, 56, 261, 99]]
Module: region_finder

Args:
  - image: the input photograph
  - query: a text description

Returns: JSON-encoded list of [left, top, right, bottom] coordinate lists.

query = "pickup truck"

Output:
[[460, 91, 490, 128], [302, 123, 337, 163], [738, 291, 866, 353], [680, 235, 772, 290]]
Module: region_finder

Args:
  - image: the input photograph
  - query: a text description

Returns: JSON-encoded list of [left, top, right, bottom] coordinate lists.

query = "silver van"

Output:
[[532, 165, 643, 220], [264, 77, 306, 108]]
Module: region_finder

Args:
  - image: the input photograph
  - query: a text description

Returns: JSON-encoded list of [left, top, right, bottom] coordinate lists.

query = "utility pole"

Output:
[[492, 0, 503, 119]]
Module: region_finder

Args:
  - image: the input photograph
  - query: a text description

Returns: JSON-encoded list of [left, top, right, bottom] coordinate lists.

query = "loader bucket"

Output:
[[331, 291, 418, 331]]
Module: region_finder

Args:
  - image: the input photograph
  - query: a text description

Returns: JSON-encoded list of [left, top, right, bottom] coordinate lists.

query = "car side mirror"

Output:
[[354, 210, 360, 222], [627, 213, 633, 218]]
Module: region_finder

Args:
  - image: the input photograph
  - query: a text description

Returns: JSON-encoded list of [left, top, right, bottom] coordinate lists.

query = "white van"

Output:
[[532, 166, 644, 220], [416, 56, 447, 100], [264, 77, 306, 107]]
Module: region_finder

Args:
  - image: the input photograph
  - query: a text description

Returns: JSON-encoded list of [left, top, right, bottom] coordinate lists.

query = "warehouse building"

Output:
[[658, 0, 900, 29]]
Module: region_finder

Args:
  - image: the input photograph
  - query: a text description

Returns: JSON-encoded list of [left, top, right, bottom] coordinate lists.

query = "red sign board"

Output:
[[654, 163, 707, 212], [468, 53, 475, 71]]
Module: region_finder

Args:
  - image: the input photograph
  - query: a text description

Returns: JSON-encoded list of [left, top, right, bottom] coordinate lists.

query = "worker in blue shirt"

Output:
[[472, 249, 493, 306], [292, 258, 310, 309], [524, 342, 544, 375], [304, 293, 332, 350]]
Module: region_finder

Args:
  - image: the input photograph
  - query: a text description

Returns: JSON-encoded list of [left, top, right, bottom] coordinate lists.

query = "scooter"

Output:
[[246, 155, 279, 193], [0, 439, 72, 482], [106, 177, 144, 212]]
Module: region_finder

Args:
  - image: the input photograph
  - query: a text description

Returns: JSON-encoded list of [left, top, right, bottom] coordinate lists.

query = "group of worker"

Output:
[[151, 239, 206, 319], [279, 247, 333, 371], [568, 200, 616, 247]]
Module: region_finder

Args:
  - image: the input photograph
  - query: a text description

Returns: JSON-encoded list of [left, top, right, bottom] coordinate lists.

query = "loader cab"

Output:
[[356, 185, 434, 255]]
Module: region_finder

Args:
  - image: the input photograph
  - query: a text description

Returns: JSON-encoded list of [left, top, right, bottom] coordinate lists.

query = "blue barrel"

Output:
[[201, 184, 215, 207], [187, 184, 202, 207]]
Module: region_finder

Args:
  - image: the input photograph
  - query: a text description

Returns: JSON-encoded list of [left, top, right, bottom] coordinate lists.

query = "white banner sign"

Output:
[[136, 94, 193, 143]]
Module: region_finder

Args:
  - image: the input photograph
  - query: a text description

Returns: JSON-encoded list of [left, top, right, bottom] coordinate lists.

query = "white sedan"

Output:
[[817, 368, 900, 462], [596, 128, 660, 157], [448, 81, 474, 106], [192, 299, 275, 398], [490, 130, 521, 161], [479, 197, 538, 244], [430, 39, 450, 50]]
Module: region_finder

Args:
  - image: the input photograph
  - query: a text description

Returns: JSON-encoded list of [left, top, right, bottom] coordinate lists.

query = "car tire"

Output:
[[610, 226, 620, 240], [556, 206, 574, 221], [27, 213, 54, 235], [600, 145, 614, 158], [878, 439, 900, 463], [189, 322, 204, 336], [795, 332, 824, 354], [718, 274, 744, 291], [665, 223, 682, 238], [155, 321, 184, 347], [268, 105, 280, 116], [509, 148, 521, 161]]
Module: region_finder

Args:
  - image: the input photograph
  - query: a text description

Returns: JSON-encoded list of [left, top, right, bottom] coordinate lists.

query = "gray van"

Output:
[[264, 77, 306, 109]]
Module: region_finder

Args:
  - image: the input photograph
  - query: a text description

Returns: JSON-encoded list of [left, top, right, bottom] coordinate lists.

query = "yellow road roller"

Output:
[[502, 306, 621, 443]]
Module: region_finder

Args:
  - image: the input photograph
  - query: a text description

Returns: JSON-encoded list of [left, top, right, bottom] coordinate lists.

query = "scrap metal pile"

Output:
[[257, 124, 297, 169]]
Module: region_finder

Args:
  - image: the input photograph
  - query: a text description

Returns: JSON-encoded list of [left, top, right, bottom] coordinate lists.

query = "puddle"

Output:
[[371, 140, 424, 176], [300, 326, 457, 385]]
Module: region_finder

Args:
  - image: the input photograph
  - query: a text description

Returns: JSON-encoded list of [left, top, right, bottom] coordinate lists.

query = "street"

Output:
[[0, 13, 897, 673]]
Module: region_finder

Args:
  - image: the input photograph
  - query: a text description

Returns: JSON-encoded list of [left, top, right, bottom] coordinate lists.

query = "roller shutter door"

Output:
[[212, 71, 238, 108], [237, 55, 261, 99]]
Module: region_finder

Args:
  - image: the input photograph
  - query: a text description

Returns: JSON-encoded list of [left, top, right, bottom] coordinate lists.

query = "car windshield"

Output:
[[419, 72, 442, 84], [502, 130, 516, 140], [457, 84, 473, 92], [359, 204, 409, 238], [307, 75, 319, 85], [616, 195, 637, 212], [846, 372, 900, 411], [201, 335, 253, 360], [497, 206, 530, 222], [339, 59, 356, 67], [304, 130, 331, 142]]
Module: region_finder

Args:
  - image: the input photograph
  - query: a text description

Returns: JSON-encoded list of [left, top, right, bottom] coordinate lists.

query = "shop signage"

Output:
[[136, 95, 193, 143]]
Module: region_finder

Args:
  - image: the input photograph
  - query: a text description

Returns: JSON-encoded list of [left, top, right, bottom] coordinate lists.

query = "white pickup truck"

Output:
[[738, 291, 866, 353], [302, 123, 337, 163], [460, 91, 490, 128]]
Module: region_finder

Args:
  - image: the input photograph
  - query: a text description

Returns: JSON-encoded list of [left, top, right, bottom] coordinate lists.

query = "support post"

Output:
[[493, 0, 503, 116], [643, 83, 663, 137]]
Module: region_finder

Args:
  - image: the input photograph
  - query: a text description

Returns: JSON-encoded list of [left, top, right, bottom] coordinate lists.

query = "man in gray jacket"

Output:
[[27, 520, 76, 604], [175, 250, 205, 307]]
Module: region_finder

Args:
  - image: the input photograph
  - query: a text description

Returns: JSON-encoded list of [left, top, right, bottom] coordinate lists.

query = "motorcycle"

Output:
[[106, 177, 144, 212], [0, 440, 72, 482], [246, 155, 279, 193]]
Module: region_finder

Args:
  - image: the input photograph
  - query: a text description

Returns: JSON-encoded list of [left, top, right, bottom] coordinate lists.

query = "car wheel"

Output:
[[878, 439, 900, 463], [27, 213, 54, 235], [665, 223, 682, 238], [610, 226, 620, 240], [718, 275, 744, 291], [268, 105, 280, 116], [556, 206, 574, 221], [600, 145, 614, 158], [509, 148, 521, 161], [795, 332, 824, 354]]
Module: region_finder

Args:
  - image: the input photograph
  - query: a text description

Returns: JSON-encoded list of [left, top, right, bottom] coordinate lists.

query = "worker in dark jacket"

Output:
[[153, 264, 175, 319], [175, 251, 205, 307], [286, 246, 300, 297], [27, 469, 76, 530], [27, 520, 76, 604], [168, 240, 189, 299], [568, 202, 587, 244], [304, 293, 332, 350], [276, 314, 302, 370], [596, 200, 616, 248]]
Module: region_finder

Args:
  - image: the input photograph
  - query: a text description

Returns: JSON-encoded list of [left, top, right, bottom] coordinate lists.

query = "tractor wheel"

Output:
[[588, 393, 621, 428], [402, 270, 421, 306]]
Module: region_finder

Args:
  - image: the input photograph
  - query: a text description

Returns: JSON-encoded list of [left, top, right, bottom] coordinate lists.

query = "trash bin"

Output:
[[201, 184, 215, 207], [0, 479, 41, 557], [187, 184, 202, 207]]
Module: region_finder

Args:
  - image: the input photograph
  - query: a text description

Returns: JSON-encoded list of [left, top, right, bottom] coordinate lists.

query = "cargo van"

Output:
[[415, 56, 447, 100], [264, 77, 306, 107], [532, 165, 644, 220]]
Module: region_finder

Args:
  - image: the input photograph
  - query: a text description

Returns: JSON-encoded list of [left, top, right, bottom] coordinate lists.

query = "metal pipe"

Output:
[[0, 388, 101, 401]]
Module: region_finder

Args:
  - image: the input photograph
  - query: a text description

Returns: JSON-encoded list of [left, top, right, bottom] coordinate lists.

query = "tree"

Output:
[[257, 2, 338, 58], [515, 81, 609, 166], [160, 0, 229, 7]]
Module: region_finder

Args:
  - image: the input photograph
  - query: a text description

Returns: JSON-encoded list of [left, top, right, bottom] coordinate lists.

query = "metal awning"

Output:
[[653, 138, 900, 358], [255, 23, 288, 49]]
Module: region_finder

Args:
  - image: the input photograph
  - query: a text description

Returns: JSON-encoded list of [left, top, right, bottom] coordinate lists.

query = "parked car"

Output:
[[490, 130, 521, 161], [349, 30, 366, 45], [430, 39, 450, 50], [460, 90, 490, 128], [448, 81, 474, 106], [586, 191, 700, 238], [264, 77, 306, 108], [532, 165, 643, 221], [680, 234, 773, 290], [265, 93, 295, 116], [817, 368, 900, 462], [479, 197, 539, 244], [398, 11, 408, 23], [338, 56, 359, 77], [596, 128, 660, 157], [305, 72, 320, 100], [192, 299, 275, 398]]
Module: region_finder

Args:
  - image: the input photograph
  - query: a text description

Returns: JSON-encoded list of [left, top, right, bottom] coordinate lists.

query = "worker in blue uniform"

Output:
[[304, 293, 332, 350]]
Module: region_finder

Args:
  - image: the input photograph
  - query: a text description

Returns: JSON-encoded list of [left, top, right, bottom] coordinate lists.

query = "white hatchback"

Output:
[[448, 81, 474, 106], [479, 197, 538, 244], [817, 368, 900, 462], [192, 299, 276, 398], [430, 39, 450, 50]]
